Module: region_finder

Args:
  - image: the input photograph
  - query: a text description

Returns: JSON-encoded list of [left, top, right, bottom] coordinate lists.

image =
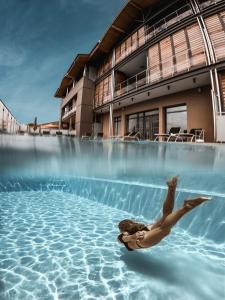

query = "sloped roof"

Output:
[[54, 0, 160, 98], [54, 54, 89, 98], [90, 0, 159, 59]]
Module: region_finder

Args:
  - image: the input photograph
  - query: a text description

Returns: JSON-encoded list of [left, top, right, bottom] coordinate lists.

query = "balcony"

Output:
[[115, 4, 193, 65], [115, 48, 207, 98], [198, 0, 223, 10], [95, 92, 112, 108], [62, 106, 76, 120], [145, 4, 193, 42]]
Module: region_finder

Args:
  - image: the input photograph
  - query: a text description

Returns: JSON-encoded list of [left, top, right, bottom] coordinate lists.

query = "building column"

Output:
[[69, 117, 72, 132], [158, 107, 164, 140], [191, 2, 222, 141], [74, 113, 76, 135], [109, 104, 113, 137], [59, 111, 62, 130], [121, 109, 126, 136]]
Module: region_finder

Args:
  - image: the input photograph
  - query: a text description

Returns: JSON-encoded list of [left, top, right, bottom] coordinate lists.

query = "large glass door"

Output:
[[126, 109, 159, 139], [145, 110, 159, 140], [165, 105, 187, 132]]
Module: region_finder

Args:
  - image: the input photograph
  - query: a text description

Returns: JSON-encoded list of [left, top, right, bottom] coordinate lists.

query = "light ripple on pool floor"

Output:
[[0, 191, 224, 300]]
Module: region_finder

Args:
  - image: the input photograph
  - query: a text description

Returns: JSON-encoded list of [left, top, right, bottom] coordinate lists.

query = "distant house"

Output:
[[27, 121, 68, 135], [40, 121, 59, 130], [0, 99, 21, 134]]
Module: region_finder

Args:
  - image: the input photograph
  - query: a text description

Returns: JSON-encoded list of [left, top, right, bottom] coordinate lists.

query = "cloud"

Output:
[[0, 45, 26, 67]]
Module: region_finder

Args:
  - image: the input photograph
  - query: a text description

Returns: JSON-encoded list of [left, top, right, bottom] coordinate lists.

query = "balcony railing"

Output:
[[114, 48, 207, 98], [198, 0, 223, 10], [62, 106, 76, 120], [145, 4, 193, 43], [94, 92, 112, 108], [115, 4, 193, 65]]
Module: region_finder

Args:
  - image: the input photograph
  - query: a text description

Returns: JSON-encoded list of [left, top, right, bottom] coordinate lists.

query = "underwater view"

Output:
[[0, 135, 225, 300]]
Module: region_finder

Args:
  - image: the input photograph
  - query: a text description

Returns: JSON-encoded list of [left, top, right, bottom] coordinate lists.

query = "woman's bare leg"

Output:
[[160, 197, 209, 229], [151, 176, 178, 229], [162, 176, 178, 215]]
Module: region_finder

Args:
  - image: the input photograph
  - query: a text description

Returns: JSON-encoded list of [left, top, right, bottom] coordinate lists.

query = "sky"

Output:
[[0, 0, 126, 124]]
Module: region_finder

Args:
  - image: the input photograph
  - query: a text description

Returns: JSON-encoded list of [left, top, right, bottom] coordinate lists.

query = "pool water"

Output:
[[0, 136, 225, 300]]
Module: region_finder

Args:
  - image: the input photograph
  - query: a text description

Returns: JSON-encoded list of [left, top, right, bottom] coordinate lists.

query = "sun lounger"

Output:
[[111, 135, 123, 140], [94, 132, 104, 140], [56, 131, 62, 136], [154, 127, 181, 142], [174, 128, 205, 142], [81, 133, 92, 140], [123, 131, 142, 141], [42, 130, 50, 136]]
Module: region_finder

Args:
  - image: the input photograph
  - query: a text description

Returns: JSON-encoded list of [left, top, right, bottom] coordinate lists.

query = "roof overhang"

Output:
[[89, 0, 160, 62], [54, 0, 162, 98], [54, 54, 89, 98]]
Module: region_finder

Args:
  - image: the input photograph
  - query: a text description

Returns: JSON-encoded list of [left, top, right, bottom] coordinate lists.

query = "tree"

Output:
[[33, 117, 37, 132]]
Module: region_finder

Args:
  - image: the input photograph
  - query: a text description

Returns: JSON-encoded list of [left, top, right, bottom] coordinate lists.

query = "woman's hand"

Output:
[[122, 232, 131, 242], [135, 231, 145, 241]]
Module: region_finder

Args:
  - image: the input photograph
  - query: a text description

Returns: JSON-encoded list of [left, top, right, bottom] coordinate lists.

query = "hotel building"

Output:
[[55, 0, 225, 142], [0, 99, 21, 134]]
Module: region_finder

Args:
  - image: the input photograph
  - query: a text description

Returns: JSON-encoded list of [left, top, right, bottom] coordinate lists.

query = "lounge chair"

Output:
[[154, 127, 181, 142], [174, 128, 205, 142], [94, 132, 104, 140], [42, 130, 50, 136], [81, 133, 92, 140], [123, 131, 142, 141], [111, 135, 123, 140], [56, 131, 62, 136]]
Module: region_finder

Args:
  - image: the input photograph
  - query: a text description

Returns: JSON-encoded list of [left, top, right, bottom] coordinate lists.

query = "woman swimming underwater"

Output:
[[118, 177, 209, 251]]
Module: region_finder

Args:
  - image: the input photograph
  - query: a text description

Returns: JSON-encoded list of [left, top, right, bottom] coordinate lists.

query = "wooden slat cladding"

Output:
[[115, 26, 145, 64], [187, 24, 206, 66], [205, 13, 225, 61], [96, 54, 112, 78], [220, 71, 225, 111], [148, 23, 206, 83], [138, 27, 145, 47], [172, 30, 189, 73], [160, 37, 173, 78], [148, 44, 161, 82], [95, 75, 112, 107], [94, 84, 100, 107]]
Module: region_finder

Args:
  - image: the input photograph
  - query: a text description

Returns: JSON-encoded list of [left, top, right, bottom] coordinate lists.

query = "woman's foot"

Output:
[[184, 197, 210, 209], [167, 176, 179, 188]]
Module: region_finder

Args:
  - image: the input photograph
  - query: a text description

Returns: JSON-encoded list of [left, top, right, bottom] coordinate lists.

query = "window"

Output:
[[126, 109, 159, 139], [165, 105, 187, 132], [114, 116, 121, 136]]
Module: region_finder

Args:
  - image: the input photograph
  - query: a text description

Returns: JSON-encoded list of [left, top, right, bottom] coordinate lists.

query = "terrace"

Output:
[[115, 3, 193, 66], [114, 47, 207, 100]]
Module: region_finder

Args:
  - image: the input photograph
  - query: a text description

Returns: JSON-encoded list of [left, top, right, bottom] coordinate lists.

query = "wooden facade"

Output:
[[147, 23, 206, 83], [205, 13, 225, 61], [96, 54, 112, 78], [220, 71, 225, 111], [95, 75, 112, 107], [55, 1, 225, 140]]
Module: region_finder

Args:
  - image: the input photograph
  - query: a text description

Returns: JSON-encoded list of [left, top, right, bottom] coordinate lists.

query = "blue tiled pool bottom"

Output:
[[0, 190, 224, 300]]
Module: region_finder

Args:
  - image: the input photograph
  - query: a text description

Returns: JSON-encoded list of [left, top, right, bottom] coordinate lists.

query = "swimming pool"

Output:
[[0, 135, 225, 300]]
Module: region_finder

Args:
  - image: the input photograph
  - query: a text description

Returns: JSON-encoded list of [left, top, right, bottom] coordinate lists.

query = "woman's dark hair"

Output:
[[117, 233, 133, 251], [118, 219, 148, 235], [117, 233, 124, 243]]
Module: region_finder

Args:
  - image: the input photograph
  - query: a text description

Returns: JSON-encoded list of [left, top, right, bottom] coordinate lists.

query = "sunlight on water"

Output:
[[0, 135, 225, 300]]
